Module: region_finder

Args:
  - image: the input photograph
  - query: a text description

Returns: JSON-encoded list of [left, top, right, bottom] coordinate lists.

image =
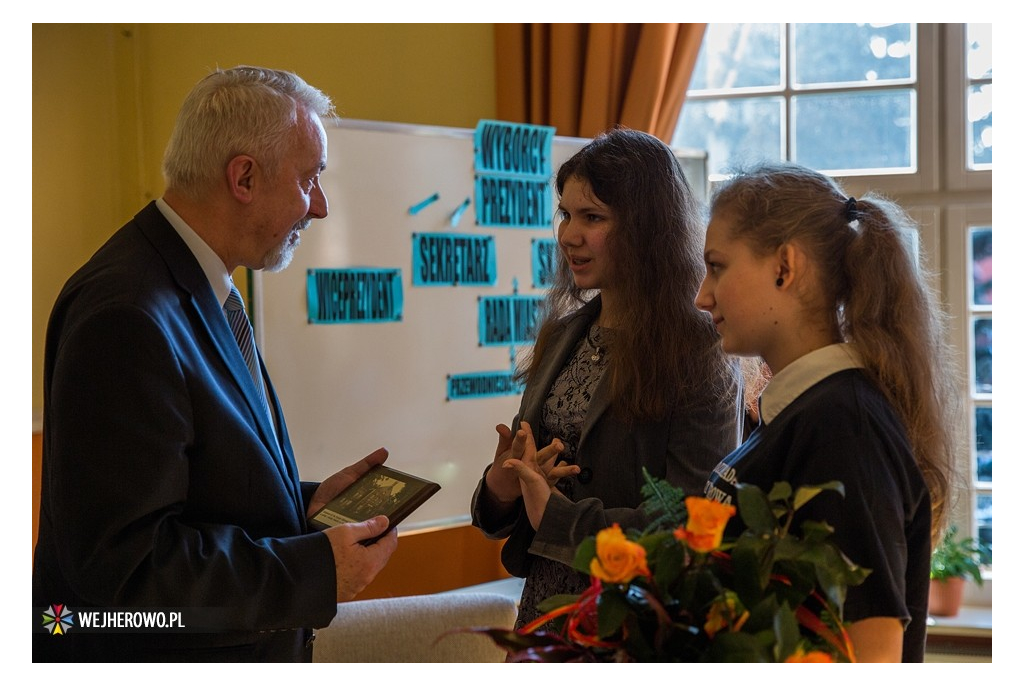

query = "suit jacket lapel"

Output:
[[521, 296, 612, 447], [260, 359, 305, 518], [135, 203, 301, 511]]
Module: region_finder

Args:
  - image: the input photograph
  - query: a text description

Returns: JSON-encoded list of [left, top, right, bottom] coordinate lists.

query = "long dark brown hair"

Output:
[[521, 127, 733, 423]]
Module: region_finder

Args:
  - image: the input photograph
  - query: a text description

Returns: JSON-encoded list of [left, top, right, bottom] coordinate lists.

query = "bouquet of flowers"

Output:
[[475, 472, 870, 662]]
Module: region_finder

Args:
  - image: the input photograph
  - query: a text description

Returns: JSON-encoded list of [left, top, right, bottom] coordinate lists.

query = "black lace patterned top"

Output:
[[515, 323, 611, 629]]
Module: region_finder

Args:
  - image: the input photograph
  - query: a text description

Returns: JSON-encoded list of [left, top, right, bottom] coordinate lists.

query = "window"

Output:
[[674, 23, 923, 180], [965, 23, 993, 172], [970, 223, 992, 557], [676, 24, 993, 580], [944, 23, 993, 572], [961, 24, 993, 564], [948, 203, 993, 572]]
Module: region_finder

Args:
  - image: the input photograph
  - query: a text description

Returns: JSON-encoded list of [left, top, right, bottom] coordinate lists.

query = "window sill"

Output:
[[925, 605, 992, 662]]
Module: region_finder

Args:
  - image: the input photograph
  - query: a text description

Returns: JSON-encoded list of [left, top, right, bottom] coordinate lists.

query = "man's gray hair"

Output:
[[162, 66, 334, 200]]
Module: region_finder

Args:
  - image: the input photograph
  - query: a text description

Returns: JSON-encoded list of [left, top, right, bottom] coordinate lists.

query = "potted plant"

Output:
[[929, 526, 989, 617]]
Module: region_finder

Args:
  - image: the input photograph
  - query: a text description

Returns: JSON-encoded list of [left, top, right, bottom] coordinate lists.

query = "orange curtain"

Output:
[[494, 23, 706, 142]]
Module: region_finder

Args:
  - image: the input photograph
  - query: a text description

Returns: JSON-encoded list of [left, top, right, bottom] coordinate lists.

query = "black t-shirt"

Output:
[[704, 369, 931, 662]]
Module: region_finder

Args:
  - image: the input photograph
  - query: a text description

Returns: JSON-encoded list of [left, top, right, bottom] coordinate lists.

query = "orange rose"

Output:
[[589, 523, 649, 583], [785, 648, 835, 663], [683, 497, 736, 553]]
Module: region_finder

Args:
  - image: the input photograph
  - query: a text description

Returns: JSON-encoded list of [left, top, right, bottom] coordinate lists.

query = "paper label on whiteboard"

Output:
[[447, 371, 524, 400], [306, 268, 404, 324], [474, 175, 552, 229], [478, 294, 543, 346], [412, 233, 496, 286], [473, 120, 555, 178], [531, 238, 558, 289]]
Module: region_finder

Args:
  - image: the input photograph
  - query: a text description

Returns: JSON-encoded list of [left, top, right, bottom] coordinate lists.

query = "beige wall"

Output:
[[32, 23, 497, 417]]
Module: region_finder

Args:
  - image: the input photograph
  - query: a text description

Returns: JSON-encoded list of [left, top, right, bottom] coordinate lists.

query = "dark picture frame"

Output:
[[307, 465, 441, 543]]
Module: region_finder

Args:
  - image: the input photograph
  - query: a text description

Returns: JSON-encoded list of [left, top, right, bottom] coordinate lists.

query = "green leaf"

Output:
[[742, 594, 781, 633], [797, 518, 836, 545], [766, 481, 793, 503], [771, 559, 819, 600], [572, 537, 597, 575], [536, 593, 583, 615], [793, 481, 844, 512], [639, 468, 688, 533], [772, 534, 806, 562], [731, 534, 772, 606], [597, 588, 630, 639], [930, 526, 990, 584], [647, 535, 685, 591], [772, 600, 802, 662], [706, 630, 773, 662], [802, 543, 871, 612], [736, 483, 776, 534]]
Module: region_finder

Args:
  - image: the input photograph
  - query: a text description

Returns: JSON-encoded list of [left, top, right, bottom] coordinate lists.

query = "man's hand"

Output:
[[307, 447, 389, 518], [322, 516, 398, 602]]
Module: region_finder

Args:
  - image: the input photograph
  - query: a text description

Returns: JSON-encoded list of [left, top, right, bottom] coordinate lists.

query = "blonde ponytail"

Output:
[[711, 163, 960, 542]]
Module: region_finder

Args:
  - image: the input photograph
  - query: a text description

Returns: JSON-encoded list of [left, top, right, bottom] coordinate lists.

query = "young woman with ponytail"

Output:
[[696, 161, 959, 662]]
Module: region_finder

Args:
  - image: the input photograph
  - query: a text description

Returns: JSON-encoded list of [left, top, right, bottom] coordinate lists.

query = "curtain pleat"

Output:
[[494, 23, 528, 125], [548, 24, 586, 136], [495, 23, 706, 143], [528, 24, 549, 124]]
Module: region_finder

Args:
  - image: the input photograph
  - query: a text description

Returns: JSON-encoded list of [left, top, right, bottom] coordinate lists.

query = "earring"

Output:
[[775, 277, 784, 287]]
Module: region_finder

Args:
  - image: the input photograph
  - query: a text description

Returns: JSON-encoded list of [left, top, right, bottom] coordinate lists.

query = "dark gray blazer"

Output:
[[33, 202, 336, 662], [471, 296, 744, 576]]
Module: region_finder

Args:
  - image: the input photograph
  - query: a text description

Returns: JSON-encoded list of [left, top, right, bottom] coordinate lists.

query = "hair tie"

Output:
[[844, 196, 859, 222]]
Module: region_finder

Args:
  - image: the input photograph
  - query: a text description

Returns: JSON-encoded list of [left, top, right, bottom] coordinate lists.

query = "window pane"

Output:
[[674, 97, 784, 177], [968, 84, 993, 169], [793, 23, 913, 86], [976, 492, 992, 561], [967, 23, 992, 79], [689, 23, 782, 92], [791, 90, 913, 172], [973, 318, 992, 394], [975, 406, 992, 483], [971, 226, 993, 305]]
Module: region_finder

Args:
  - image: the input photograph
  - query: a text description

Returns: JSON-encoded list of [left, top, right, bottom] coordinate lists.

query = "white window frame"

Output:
[[682, 23, 941, 194], [944, 23, 992, 192]]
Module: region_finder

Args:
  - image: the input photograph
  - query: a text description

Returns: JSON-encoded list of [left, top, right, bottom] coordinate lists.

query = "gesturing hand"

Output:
[[502, 420, 579, 529], [483, 423, 522, 505]]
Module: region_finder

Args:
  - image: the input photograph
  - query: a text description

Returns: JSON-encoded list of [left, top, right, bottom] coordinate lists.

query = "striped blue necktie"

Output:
[[224, 286, 274, 432]]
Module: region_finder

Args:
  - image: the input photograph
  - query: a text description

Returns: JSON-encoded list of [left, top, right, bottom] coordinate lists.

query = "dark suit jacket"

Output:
[[33, 202, 337, 662], [471, 297, 744, 576]]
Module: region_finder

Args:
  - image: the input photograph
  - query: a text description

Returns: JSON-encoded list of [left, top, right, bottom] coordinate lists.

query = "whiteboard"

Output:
[[254, 119, 707, 531]]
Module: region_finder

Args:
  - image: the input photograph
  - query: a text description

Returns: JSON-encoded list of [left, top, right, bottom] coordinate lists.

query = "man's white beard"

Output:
[[263, 221, 307, 273]]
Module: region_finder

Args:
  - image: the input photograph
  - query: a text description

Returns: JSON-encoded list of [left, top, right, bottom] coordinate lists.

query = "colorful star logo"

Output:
[[41, 604, 74, 635]]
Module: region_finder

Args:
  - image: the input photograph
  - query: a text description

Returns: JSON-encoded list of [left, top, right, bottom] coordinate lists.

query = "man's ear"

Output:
[[225, 155, 257, 204]]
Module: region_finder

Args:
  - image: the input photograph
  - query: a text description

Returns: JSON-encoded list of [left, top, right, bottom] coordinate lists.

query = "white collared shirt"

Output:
[[155, 198, 237, 308], [759, 344, 864, 425]]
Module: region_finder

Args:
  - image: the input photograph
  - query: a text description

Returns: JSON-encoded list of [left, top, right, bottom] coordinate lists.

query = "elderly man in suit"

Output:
[[33, 66, 397, 662]]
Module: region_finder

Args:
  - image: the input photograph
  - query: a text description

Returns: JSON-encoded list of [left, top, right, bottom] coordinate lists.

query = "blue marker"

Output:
[[409, 192, 440, 215], [449, 197, 471, 227]]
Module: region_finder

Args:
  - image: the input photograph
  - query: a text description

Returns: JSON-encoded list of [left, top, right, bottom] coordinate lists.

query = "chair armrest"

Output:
[[313, 592, 518, 662]]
